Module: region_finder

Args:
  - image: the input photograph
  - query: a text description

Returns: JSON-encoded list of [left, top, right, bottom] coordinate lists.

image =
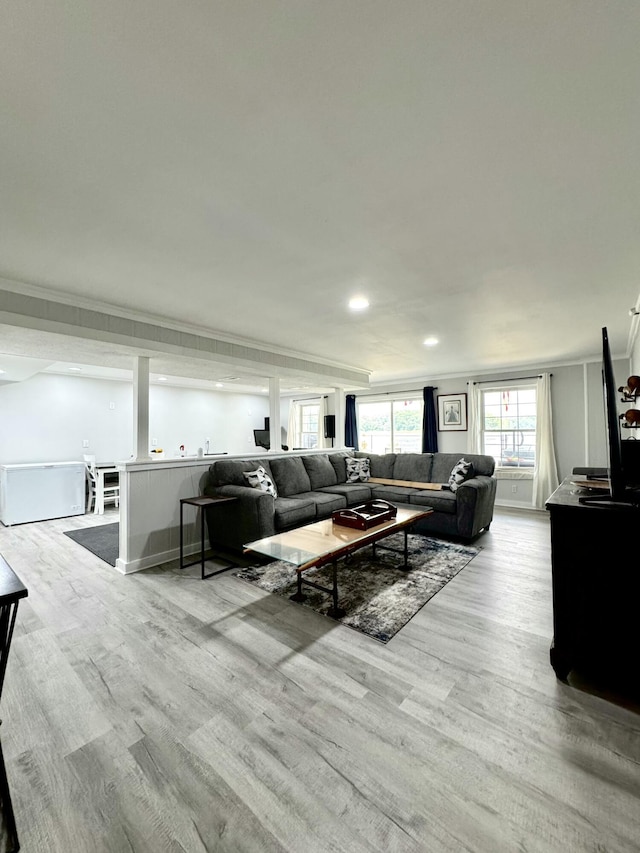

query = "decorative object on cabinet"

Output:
[[618, 375, 640, 402]]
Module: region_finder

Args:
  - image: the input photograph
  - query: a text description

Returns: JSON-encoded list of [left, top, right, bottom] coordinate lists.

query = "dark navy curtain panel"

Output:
[[422, 386, 438, 452], [345, 394, 359, 449]]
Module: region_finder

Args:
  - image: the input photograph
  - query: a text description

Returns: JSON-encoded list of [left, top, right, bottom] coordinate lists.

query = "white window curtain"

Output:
[[533, 373, 559, 508], [317, 396, 330, 449], [467, 382, 483, 455], [287, 401, 302, 450]]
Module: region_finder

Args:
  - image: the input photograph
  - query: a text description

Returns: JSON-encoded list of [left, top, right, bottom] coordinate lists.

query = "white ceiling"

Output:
[[1, 0, 639, 389]]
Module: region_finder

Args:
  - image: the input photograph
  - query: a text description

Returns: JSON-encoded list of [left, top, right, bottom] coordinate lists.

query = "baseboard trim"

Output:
[[495, 499, 544, 512], [116, 544, 202, 575]]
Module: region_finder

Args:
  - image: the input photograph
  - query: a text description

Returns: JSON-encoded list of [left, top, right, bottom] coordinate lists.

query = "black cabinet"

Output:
[[547, 479, 640, 694]]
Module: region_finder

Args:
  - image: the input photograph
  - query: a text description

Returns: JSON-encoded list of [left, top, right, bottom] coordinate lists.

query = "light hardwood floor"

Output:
[[0, 507, 639, 852]]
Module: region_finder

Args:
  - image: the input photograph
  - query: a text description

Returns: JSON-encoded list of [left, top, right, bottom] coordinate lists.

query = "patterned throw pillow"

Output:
[[448, 458, 474, 492], [346, 457, 371, 483], [243, 466, 278, 497]]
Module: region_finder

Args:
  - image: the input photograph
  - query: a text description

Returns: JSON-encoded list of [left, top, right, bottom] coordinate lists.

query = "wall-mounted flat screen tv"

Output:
[[580, 327, 634, 505]]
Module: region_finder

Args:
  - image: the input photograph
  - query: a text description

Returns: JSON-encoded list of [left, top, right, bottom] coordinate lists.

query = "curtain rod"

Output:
[[352, 387, 438, 398], [469, 374, 551, 385], [291, 394, 328, 402]]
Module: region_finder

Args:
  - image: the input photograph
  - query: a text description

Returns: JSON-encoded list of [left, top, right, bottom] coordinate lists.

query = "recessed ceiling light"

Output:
[[0, 369, 5, 375], [348, 296, 369, 311], [157, 376, 167, 381], [68, 366, 82, 372], [261, 388, 268, 393], [423, 337, 439, 347], [215, 382, 223, 387]]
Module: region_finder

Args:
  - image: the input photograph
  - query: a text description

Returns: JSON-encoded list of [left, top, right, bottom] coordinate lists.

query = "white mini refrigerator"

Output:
[[0, 462, 85, 526]]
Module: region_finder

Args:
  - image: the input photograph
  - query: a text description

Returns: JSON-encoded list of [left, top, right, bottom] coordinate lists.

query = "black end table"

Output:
[[179, 495, 238, 580], [0, 554, 28, 852]]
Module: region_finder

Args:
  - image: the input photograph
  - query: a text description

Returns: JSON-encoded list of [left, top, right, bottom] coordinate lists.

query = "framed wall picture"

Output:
[[437, 393, 468, 431]]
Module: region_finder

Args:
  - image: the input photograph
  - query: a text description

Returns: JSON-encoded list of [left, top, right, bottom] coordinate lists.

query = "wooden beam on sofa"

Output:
[[368, 477, 445, 490]]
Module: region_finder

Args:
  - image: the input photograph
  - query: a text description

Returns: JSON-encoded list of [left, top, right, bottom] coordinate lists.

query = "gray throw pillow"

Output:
[[448, 458, 474, 492], [346, 457, 371, 483], [243, 466, 278, 497]]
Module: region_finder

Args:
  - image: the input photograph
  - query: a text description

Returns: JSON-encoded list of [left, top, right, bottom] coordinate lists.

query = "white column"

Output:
[[268, 376, 281, 451], [333, 387, 345, 448], [133, 356, 151, 461]]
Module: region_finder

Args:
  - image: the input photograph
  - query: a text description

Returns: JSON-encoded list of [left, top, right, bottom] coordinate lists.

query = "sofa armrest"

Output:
[[203, 484, 276, 550], [455, 476, 497, 539], [210, 484, 269, 501]]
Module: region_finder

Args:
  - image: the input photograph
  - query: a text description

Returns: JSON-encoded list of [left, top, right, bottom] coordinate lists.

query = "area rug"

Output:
[[63, 522, 119, 566], [235, 533, 480, 643]]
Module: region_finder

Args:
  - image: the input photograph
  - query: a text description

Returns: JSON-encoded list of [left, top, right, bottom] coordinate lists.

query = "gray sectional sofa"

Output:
[[203, 450, 496, 551]]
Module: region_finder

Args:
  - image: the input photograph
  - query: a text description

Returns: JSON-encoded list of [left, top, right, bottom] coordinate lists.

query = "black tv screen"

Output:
[[581, 327, 626, 505], [253, 429, 270, 449], [602, 326, 625, 500]]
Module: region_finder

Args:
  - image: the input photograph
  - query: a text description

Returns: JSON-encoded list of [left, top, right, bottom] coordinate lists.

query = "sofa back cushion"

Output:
[[354, 451, 396, 478], [269, 456, 312, 497], [210, 458, 274, 487], [302, 454, 338, 489], [393, 453, 433, 483], [431, 452, 495, 483], [328, 451, 354, 483]]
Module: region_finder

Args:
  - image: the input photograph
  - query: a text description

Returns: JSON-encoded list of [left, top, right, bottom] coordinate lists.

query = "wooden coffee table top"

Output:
[[244, 506, 433, 572]]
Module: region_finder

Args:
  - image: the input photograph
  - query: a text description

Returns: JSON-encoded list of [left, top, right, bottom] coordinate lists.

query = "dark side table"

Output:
[[179, 495, 238, 580], [0, 554, 28, 853]]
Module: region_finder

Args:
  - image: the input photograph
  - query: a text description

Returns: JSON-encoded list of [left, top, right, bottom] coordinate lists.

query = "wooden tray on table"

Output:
[[331, 499, 397, 530]]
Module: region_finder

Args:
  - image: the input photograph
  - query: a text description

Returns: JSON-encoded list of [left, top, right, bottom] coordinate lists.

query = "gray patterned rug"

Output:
[[235, 533, 480, 643]]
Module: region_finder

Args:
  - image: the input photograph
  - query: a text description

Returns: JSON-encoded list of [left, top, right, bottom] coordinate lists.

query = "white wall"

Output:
[[631, 322, 640, 376], [0, 374, 133, 464], [0, 374, 270, 464], [149, 385, 269, 458]]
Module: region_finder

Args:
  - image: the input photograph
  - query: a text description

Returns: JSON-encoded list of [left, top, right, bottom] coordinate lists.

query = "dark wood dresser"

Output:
[[546, 478, 640, 695]]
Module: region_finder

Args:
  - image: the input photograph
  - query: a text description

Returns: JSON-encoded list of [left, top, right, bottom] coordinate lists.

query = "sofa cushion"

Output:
[[307, 491, 346, 517], [302, 454, 338, 489], [269, 456, 312, 497], [408, 489, 457, 514], [243, 465, 278, 497], [346, 457, 371, 482], [211, 458, 274, 487], [274, 496, 317, 529], [318, 484, 373, 504], [329, 451, 354, 483], [448, 458, 475, 492], [392, 453, 433, 483], [368, 484, 420, 504], [355, 451, 396, 478]]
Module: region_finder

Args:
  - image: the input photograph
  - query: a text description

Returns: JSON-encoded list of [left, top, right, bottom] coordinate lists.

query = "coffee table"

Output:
[[244, 505, 433, 618]]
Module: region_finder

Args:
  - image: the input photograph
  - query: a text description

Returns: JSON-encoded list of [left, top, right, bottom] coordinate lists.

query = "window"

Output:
[[300, 403, 319, 449], [482, 386, 537, 469], [357, 398, 423, 454]]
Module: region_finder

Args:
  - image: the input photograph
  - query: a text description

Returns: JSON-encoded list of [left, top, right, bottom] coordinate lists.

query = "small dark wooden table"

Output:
[[179, 495, 238, 580], [0, 554, 28, 853]]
